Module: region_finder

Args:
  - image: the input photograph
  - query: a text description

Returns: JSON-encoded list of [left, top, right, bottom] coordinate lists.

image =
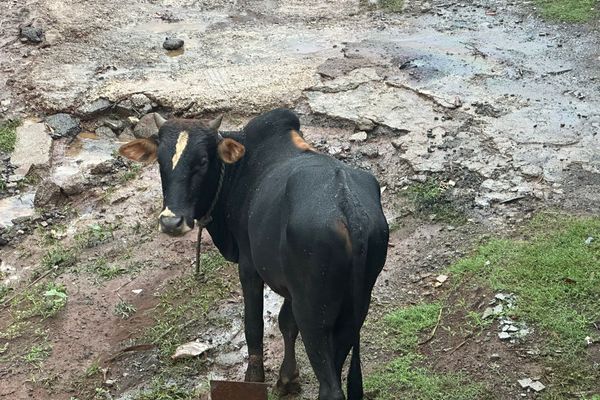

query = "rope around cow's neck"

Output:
[[195, 161, 225, 279]]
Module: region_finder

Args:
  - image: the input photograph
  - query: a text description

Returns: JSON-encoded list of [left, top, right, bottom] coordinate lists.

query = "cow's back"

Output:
[[246, 152, 387, 298]]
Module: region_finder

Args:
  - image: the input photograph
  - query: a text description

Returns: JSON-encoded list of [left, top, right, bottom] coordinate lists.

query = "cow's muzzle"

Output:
[[159, 215, 192, 236]]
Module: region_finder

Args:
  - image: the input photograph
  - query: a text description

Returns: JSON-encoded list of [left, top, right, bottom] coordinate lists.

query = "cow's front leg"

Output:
[[239, 262, 265, 382]]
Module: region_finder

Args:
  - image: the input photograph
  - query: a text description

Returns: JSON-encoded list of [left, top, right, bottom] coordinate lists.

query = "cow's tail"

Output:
[[337, 169, 369, 400]]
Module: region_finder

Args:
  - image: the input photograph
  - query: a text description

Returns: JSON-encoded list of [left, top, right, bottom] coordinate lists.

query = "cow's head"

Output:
[[118, 113, 245, 236]]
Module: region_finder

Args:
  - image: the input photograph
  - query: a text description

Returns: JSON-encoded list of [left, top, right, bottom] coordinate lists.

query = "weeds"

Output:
[[119, 163, 142, 183], [86, 257, 126, 280], [379, 0, 404, 12], [24, 341, 52, 366], [114, 299, 136, 319], [41, 246, 77, 271], [0, 119, 20, 153], [405, 180, 465, 224], [133, 378, 202, 400], [75, 223, 115, 248]]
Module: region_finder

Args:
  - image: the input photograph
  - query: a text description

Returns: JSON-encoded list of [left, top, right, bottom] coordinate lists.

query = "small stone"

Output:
[[20, 26, 44, 43], [96, 126, 116, 139], [529, 381, 545, 392], [132, 289, 143, 295], [328, 146, 342, 156], [127, 116, 140, 125], [360, 147, 380, 158], [115, 100, 136, 116], [104, 118, 124, 131], [349, 131, 368, 142], [77, 98, 112, 119], [482, 307, 495, 319], [130, 94, 152, 108], [356, 118, 375, 131], [40, 221, 48, 227], [46, 113, 81, 138], [498, 332, 511, 340], [521, 164, 543, 177], [507, 325, 519, 332], [436, 274, 448, 283], [163, 37, 184, 51], [584, 236, 594, 245], [518, 378, 533, 388], [490, 353, 501, 361], [119, 126, 135, 141], [495, 293, 508, 301]]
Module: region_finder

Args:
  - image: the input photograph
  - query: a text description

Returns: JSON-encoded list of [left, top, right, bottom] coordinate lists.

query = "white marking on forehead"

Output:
[[171, 131, 189, 170], [159, 207, 175, 218]]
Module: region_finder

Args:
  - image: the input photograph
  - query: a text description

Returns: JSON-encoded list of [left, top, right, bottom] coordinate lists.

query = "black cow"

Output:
[[119, 109, 388, 400]]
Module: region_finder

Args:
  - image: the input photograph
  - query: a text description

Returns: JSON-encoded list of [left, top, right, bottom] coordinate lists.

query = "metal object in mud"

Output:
[[210, 380, 268, 400]]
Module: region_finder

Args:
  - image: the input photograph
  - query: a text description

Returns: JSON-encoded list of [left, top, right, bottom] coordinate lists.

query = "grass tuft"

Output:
[[0, 120, 20, 153], [535, 0, 598, 22], [405, 180, 465, 224], [379, 0, 404, 12]]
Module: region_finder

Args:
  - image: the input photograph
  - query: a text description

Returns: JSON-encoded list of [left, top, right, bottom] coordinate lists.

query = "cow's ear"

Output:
[[119, 138, 158, 163], [217, 138, 245, 164]]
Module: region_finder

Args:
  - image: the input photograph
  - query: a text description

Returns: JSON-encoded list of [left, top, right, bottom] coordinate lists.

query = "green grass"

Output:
[[133, 378, 203, 400], [75, 223, 115, 248], [405, 180, 465, 224], [365, 302, 486, 399], [143, 251, 232, 357], [379, 0, 404, 12], [24, 341, 52, 366], [384, 302, 441, 350], [119, 163, 142, 183], [535, 0, 598, 22], [86, 257, 126, 280], [449, 214, 600, 398], [41, 246, 77, 271], [0, 119, 20, 153], [114, 299, 136, 319]]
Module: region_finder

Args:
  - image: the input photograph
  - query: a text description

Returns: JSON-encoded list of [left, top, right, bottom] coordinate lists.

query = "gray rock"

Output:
[[103, 118, 124, 131], [163, 37, 184, 50], [46, 113, 81, 138], [584, 236, 594, 245], [498, 332, 511, 340], [490, 353, 501, 361], [34, 179, 66, 208], [350, 131, 368, 142], [133, 113, 160, 139], [130, 94, 151, 108], [357, 118, 375, 131], [20, 26, 44, 43], [119, 126, 135, 141], [96, 126, 116, 139], [361, 147, 380, 158], [11, 121, 53, 178], [61, 175, 87, 196], [115, 99, 136, 116], [77, 98, 112, 119]]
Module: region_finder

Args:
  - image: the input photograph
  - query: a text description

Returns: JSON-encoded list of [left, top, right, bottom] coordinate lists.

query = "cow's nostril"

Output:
[[160, 216, 184, 232]]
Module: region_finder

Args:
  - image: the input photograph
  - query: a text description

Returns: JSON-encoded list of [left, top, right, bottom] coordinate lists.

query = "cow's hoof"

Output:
[[275, 378, 301, 396], [244, 367, 265, 382], [275, 370, 301, 396]]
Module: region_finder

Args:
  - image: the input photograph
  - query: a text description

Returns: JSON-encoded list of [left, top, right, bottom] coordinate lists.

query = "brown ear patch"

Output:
[[217, 138, 245, 164], [291, 130, 315, 152], [118, 139, 158, 163]]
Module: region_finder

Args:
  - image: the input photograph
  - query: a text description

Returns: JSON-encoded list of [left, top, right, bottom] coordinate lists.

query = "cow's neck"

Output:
[[204, 131, 246, 263]]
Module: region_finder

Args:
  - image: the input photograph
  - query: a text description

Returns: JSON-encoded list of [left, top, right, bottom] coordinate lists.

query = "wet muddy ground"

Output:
[[0, 0, 599, 399]]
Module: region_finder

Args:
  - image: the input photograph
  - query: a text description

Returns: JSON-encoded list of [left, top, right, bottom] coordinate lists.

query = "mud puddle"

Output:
[[0, 192, 35, 228]]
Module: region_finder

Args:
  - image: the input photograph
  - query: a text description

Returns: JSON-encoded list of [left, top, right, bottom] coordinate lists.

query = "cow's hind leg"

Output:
[[294, 303, 345, 400], [276, 299, 301, 396], [239, 263, 265, 382]]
